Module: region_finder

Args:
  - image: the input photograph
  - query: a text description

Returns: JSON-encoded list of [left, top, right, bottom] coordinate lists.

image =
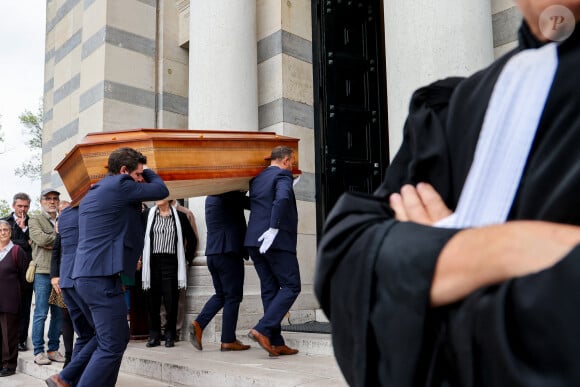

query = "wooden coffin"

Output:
[[55, 128, 300, 203]]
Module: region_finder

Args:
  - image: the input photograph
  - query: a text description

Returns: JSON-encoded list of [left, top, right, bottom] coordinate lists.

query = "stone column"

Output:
[[384, 1, 495, 157], [188, 1, 258, 130], [185, 1, 259, 342]]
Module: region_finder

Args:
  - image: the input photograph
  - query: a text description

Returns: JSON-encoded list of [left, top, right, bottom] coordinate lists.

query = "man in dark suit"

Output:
[[46, 205, 97, 387], [1, 193, 33, 351], [190, 191, 251, 352], [244, 146, 301, 357], [71, 147, 169, 387]]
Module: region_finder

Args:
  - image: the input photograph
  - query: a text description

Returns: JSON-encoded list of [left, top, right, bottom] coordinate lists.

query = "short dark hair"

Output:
[[107, 147, 147, 175], [270, 146, 294, 161], [12, 192, 31, 205]]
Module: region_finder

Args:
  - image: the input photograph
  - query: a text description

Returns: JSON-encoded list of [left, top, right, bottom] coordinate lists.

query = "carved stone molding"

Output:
[[175, 0, 190, 48]]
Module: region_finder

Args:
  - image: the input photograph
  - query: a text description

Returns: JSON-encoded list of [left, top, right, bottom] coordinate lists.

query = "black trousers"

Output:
[[146, 253, 179, 341], [60, 306, 74, 364], [18, 282, 33, 344], [0, 312, 20, 370]]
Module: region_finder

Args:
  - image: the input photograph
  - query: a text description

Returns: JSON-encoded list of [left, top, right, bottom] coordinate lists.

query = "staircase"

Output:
[[16, 331, 345, 386]]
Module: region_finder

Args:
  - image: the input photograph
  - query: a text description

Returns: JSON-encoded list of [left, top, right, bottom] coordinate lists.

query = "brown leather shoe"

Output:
[[272, 345, 299, 355], [220, 340, 251, 352], [189, 321, 203, 350], [45, 374, 70, 387], [248, 328, 279, 357]]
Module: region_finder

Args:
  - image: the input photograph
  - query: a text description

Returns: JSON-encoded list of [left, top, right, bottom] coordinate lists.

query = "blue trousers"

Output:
[[31, 273, 61, 355], [196, 253, 245, 343], [74, 276, 129, 387], [59, 287, 97, 386], [249, 248, 301, 346]]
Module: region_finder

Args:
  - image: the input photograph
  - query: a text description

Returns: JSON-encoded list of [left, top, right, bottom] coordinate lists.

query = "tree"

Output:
[[15, 104, 42, 180], [0, 199, 10, 217]]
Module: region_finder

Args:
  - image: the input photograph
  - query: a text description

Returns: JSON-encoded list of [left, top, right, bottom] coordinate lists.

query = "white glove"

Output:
[[293, 175, 301, 187], [258, 228, 279, 254]]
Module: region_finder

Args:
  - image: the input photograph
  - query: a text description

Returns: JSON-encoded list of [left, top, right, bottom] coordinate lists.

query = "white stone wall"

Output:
[[383, 2, 496, 159], [491, 0, 522, 58], [42, 0, 188, 197], [256, 0, 318, 320]]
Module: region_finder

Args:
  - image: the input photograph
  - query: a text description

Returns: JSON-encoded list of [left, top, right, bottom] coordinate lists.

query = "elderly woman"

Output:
[[142, 199, 197, 348], [0, 220, 30, 377]]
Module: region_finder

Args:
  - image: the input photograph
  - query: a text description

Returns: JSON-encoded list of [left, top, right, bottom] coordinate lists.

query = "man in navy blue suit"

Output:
[[71, 147, 169, 387], [46, 205, 96, 387], [244, 146, 301, 357], [190, 191, 251, 352]]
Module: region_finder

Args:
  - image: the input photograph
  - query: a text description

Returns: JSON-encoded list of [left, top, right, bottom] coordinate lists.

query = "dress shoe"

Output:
[[189, 321, 203, 350], [18, 342, 28, 351], [146, 338, 161, 348], [248, 328, 279, 357], [220, 340, 251, 352], [165, 338, 175, 348], [272, 345, 299, 356], [0, 368, 15, 377], [45, 374, 70, 386]]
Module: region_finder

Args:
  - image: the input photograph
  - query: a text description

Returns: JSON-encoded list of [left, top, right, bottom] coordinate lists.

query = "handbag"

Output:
[[48, 288, 67, 309], [25, 260, 36, 283]]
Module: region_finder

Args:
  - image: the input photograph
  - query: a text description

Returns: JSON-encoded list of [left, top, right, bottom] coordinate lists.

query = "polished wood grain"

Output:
[[55, 128, 301, 203]]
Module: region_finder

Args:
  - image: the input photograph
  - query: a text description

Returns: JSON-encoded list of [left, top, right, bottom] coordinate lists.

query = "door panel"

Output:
[[313, 0, 388, 230]]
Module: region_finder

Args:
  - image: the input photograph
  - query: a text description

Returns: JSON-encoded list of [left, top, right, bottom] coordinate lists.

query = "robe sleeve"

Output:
[[315, 189, 459, 386], [445, 244, 580, 387]]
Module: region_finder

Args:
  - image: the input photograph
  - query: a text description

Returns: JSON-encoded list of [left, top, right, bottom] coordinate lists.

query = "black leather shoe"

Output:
[[18, 342, 28, 351], [165, 338, 175, 348], [0, 368, 16, 377], [146, 338, 160, 348]]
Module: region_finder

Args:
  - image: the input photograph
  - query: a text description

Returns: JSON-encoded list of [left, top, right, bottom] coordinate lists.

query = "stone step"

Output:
[[14, 356, 188, 386], [16, 332, 346, 387]]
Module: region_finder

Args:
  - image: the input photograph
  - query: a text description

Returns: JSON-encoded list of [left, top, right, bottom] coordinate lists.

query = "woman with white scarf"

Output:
[[142, 199, 197, 348]]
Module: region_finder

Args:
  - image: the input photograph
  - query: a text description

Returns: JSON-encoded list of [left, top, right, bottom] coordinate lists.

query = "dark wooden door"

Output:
[[313, 0, 389, 233]]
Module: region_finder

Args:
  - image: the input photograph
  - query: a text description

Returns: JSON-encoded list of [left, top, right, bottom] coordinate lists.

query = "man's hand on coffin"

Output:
[[258, 228, 279, 254], [389, 183, 452, 225]]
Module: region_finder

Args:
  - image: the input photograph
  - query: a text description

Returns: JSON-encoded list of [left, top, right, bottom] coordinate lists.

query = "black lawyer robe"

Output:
[[315, 22, 580, 387]]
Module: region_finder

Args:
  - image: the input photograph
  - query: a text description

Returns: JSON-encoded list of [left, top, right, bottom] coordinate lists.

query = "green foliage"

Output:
[[15, 103, 43, 180], [0, 199, 10, 218]]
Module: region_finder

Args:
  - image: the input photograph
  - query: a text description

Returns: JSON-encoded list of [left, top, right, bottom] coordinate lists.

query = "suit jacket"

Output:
[[50, 206, 79, 289], [205, 191, 248, 257], [2, 212, 32, 258], [29, 211, 57, 274], [244, 166, 297, 253], [73, 169, 169, 280]]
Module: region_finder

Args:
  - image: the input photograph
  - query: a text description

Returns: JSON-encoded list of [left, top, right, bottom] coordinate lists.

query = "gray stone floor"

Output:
[[10, 332, 347, 386]]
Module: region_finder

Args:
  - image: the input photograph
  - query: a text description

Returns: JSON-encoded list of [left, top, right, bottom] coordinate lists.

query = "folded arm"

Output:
[[390, 183, 580, 307]]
